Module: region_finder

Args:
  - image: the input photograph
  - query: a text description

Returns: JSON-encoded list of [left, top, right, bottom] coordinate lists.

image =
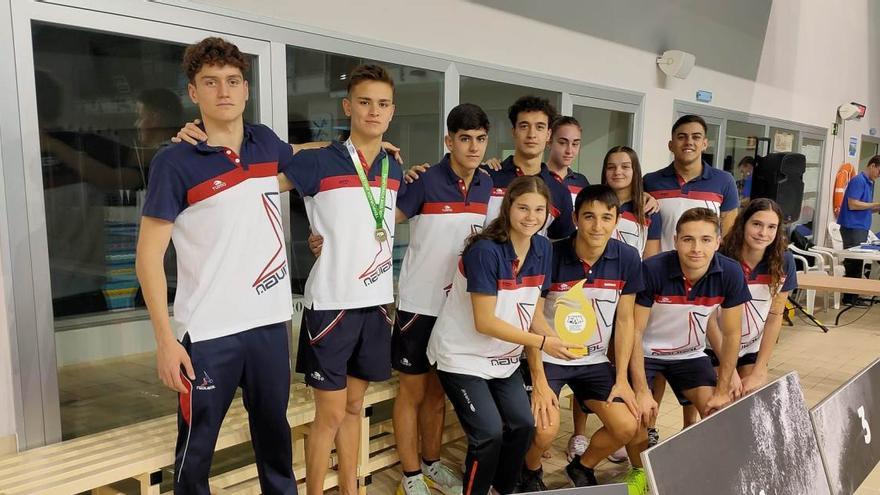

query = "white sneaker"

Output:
[[607, 445, 628, 463], [566, 434, 589, 462], [422, 460, 463, 495], [396, 474, 431, 495]]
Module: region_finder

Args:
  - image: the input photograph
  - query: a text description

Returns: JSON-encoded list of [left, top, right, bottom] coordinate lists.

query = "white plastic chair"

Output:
[[788, 244, 841, 313]]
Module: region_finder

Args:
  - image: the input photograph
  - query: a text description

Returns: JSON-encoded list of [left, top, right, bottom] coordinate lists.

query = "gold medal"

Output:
[[553, 280, 598, 357], [375, 228, 387, 242]]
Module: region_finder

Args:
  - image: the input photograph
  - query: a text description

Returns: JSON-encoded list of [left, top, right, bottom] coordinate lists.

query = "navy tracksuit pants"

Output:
[[174, 322, 297, 495]]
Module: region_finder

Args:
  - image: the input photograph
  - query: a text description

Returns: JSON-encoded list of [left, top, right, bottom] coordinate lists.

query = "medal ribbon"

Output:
[[345, 139, 389, 233]]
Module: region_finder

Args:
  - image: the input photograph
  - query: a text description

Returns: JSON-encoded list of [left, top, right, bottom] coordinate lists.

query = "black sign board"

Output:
[[811, 358, 880, 495], [642, 373, 831, 495]]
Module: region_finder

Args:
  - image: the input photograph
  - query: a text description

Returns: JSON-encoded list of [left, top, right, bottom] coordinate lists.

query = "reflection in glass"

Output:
[[799, 137, 824, 227], [571, 106, 633, 183], [460, 77, 560, 163], [724, 120, 764, 202], [703, 123, 720, 168], [33, 23, 257, 438]]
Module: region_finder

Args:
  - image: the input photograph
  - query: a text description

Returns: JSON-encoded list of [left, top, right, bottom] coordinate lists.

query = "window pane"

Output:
[[703, 123, 721, 167], [459, 77, 561, 163], [33, 23, 258, 438], [285, 47, 444, 379], [570, 105, 633, 183], [724, 120, 764, 201], [800, 137, 824, 226]]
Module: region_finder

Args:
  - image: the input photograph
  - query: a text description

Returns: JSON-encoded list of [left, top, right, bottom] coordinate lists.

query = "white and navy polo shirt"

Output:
[[551, 168, 590, 206], [737, 251, 797, 356], [643, 163, 739, 251], [482, 157, 575, 240], [614, 200, 662, 258], [397, 155, 492, 316], [636, 250, 751, 360], [142, 123, 293, 342], [427, 235, 552, 379], [541, 236, 643, 366], [281, 142, 404, 310]]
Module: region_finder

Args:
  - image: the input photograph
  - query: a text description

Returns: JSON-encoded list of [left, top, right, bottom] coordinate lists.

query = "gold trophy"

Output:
[[553, 280, 598, 357]]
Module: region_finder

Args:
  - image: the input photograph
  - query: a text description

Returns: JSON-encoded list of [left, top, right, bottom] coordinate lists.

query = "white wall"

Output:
[[197, 0, 878, 167]]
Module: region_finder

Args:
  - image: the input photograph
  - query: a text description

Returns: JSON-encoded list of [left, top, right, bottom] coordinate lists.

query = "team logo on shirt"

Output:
[[650, 308, 711, 356], [195, 371, 216, 391], [253, 192, 288, 295], [441, 204, 453, 213], [359, 216, 393, 286], [211, 179, 227, 191]]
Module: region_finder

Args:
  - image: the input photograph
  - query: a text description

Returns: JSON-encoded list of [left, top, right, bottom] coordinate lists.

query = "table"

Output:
[[796, 273, 880, 325]]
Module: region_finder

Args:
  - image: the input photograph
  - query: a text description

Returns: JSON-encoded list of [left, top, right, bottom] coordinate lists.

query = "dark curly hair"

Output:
[[182, 37, 250, 83], [720, 198, 787, 295], [507, 95, 558, 128]]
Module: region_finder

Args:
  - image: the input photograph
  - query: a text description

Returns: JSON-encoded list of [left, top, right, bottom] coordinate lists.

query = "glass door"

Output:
[[14, 2, 272, 443], [569, 95, 636, 183]]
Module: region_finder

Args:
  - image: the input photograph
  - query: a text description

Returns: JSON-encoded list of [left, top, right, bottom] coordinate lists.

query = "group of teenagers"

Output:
[[135, 37, 798, 495]]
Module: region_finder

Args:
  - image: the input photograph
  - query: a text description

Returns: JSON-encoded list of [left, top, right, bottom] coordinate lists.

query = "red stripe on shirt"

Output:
[[749, 274, 774, 285], [649, 189, 723, 203], [422, 202, 489, 215], [620, 211, 652, 227], [498, 275, 545, 290], [187, 161, 278, 205], [653, 295, 724, 306], [549, 279, 625, 292], [318, 175, 402, 193], [568, 185, 583, 195]]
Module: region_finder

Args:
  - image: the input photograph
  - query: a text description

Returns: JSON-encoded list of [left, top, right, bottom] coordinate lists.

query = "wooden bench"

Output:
[[0, 379, 399, 495]]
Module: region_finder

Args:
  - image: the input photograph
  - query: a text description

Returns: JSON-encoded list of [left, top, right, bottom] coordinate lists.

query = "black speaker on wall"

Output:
[[750, 152, 806, 223]]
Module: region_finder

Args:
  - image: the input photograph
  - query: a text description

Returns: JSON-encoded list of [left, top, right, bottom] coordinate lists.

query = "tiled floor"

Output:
[[56, 301, 880, 493], [364, 305, 880, 494]]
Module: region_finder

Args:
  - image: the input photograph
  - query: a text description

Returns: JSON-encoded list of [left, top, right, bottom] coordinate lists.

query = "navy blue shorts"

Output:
[[296, 305, 393, 390], [544, 361, 617, 413], [644, 356, 717, 403], [391, 310, 437, 375], [704, 348, 759, 368]]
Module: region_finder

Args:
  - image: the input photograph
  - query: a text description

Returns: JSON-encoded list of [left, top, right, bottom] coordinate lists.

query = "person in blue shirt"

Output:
[[737, 156, 755, 205], [837, 155, 880, 304]]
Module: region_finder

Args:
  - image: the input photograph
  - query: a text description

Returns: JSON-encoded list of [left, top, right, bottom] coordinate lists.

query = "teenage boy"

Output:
[[483, 96, 576, 240], [643, 115, 739, 251], [628, 208, 751, 467], [282, 64, 405, 495], [515, 185, 645, 493], [137, 37, 297, 495], [391, 103, 494, 495]]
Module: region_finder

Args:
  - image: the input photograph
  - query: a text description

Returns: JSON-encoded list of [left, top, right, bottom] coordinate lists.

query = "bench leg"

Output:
[[135, 471, 161, 495], [292, 425, 307, 467], [357, 406, 371, 495]]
